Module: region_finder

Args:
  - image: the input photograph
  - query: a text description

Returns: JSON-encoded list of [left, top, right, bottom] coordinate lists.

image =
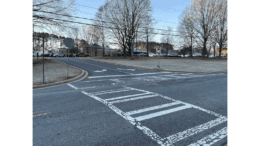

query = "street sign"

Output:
[[63, 38, 74, 48]]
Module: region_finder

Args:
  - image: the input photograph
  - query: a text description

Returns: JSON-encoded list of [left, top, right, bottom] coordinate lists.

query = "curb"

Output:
[[33, 58, 88, 90], [81, 58, 227, 74]]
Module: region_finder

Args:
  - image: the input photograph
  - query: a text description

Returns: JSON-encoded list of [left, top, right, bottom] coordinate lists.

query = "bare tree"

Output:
[[160, 26, 174, 58], [187, 0, 224, 57], [211, 0, 227, 58], [142, 14, 156, 57], [94, 5, 110, 57], [33, 0, 77, 35], [178, 7, 197, 57], [95, 0, 154, 58]]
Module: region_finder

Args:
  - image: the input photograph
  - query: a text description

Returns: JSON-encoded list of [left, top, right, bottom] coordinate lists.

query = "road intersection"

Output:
[[33, 58, 227, 146]]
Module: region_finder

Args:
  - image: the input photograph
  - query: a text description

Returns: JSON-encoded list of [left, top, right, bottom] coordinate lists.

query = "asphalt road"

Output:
[[33, 57, 227, 146]]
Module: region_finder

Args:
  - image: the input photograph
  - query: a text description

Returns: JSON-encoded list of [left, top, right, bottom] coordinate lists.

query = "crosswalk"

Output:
[[81, 86, 227, 146], [69, 73, 218, 90]]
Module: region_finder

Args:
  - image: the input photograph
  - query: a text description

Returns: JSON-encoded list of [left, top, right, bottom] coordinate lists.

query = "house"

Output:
[[87, 44, 117, 56], [215, 48, 227, 55]]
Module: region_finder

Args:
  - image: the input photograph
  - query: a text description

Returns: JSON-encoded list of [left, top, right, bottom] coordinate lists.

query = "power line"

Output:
[[75, 3, 181, 12], [34, 14, 202, 39], [74, 3, 181, 25], [35, 10, 181, 33]]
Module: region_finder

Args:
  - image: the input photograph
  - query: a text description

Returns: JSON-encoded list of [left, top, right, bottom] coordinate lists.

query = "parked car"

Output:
[[192, 54, 202, 57], [149, 53, 155, 57], [49, 53, 55, 57], [78, 53, 88, 57], [53, 53, 65, 57], [138, 53, 147, 56], [117, 52, 123, 56], [66, 54, 74, 57], [43, 54, 50, 57], [180, 54, 186, 57]]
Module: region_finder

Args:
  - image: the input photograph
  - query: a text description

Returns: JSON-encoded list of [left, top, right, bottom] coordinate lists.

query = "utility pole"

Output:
[[124, 26, 126, 58], [42, 35, 45, 83], [102, 28, 105, 57], [33, 24, 34, 54], [136, 31, 137, 54], [147, 35, 148, 57], [190, 36, 193, 57], [166, 38, 169, 59]]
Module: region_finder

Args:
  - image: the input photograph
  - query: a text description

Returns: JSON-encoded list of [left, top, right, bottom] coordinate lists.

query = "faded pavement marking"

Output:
[[33, 111, 48, 117]]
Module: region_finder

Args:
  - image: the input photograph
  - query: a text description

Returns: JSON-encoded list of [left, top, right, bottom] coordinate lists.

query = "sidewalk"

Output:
[[79, 57, 227, 74], [33, 57, 87, 89]]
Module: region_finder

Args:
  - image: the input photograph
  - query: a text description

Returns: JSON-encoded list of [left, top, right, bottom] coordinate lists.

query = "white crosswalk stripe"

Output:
[[135, 104, 192, 121], [105, 92, 152, 101], [125, 101, 182, 116], [109, 94, 158, 104], [82, 86, 227, 146], [91, 88, 132, 96]]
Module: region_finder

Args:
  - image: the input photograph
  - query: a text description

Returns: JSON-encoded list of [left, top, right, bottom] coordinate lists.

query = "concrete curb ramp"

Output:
[[83, 58, 227, 74], [33, 59, 88, 90]]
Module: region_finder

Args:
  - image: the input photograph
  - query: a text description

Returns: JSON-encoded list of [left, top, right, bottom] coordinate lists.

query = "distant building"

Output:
[[162, 49, 178, 55], [87, 44, 117, 56]]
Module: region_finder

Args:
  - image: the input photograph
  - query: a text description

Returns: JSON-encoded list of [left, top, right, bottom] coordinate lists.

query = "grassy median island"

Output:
[[33, 57, 82, 86], [79, 56, 227, 73]]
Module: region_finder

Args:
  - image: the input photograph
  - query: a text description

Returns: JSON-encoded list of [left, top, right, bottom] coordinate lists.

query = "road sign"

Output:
[[63, 38, 74, 48]]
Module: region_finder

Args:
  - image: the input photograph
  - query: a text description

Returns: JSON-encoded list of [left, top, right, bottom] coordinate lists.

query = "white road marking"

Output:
[[125, 87, 227, 118], [80, 79, 109, 83], [67, 83, 78, 90], [81, 91, 165, 145], [94, 69, 107, 72], [89, 72, 171, 78], [179, 73, 193, 75], [105, 92, 152, 101], [82, 86, 227, 146], [91, 88, 132, 96], [166, 118, 227, 144], [162, 74, 205, 79], [135, 104, 192, 121], [187, 127, 227, 146], [110, 94, 158, 104], [69, 59, 130, 74], [117, 68, 136, 71], [125, 101, 182, 116]]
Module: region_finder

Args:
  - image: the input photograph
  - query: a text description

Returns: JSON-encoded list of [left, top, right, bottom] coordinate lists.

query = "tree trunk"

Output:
[[214, 44, 216, 58], [147, 35, 148, 57], [219, 43, 222, 59], [203, 38, 207, 58], [190, 37, 193, 57]]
